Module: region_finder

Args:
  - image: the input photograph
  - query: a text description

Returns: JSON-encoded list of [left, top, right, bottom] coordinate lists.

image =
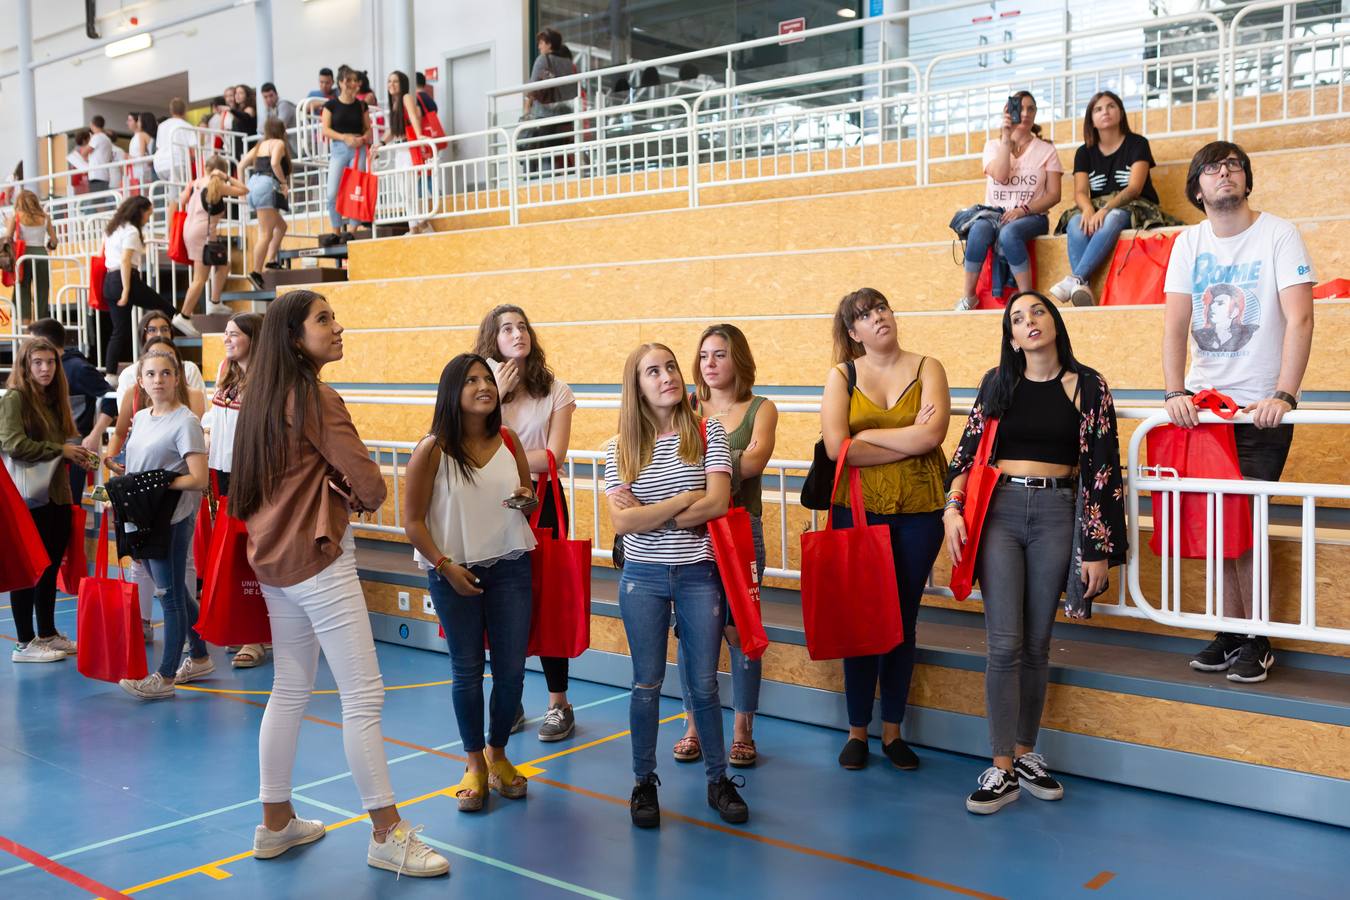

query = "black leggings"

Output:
[[534, 478, 571, 695], [103, 269, 176, 377], [10, 502, 72, 644]]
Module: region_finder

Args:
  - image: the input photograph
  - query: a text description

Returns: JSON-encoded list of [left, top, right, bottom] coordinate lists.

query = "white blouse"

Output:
[[413, 440, 537, 569]]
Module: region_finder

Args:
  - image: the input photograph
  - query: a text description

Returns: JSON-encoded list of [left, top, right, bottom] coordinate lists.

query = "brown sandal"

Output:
[[729, 740, 758, 768], [672, 735, 702, 762]]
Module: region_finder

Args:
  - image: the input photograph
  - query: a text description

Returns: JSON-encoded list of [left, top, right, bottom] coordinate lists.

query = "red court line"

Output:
[[1084, 871, 1117, 890], [0, 833, 134, 899]]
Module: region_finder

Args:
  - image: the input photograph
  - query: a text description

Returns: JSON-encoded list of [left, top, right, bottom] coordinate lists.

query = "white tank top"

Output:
[[413, 439, 537, 569]]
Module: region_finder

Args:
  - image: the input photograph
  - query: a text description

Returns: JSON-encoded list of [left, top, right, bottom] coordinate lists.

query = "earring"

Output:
[[1012, 345, 1022, 353]]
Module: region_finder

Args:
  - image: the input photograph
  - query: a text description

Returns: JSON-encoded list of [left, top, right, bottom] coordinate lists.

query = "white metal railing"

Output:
[[1127, 410, 1350, 646]]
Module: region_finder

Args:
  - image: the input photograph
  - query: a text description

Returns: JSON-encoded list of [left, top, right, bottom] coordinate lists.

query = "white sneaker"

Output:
[[367, 822, 450, 878], [175, 656, 215, 684], [120, 672, 176, 700], [954, 296, 976, 311], [253, 817, 326, 860], [1069, 283, 1096, 307], [1047, 275, 1079, 303], [206, 301, 232, 316], [12, 642, 66, 663], [171, 314, 201, 338], [34, 633, 77, 655]]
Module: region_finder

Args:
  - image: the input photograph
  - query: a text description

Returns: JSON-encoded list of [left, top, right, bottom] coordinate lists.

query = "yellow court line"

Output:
[[173, 679, 454, 697], [119, 713, 671, 895]]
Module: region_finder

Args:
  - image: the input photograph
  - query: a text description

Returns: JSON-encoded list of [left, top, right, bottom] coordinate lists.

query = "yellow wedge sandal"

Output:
[[452, 768, 488, 812], [488, 758, 528, 800]]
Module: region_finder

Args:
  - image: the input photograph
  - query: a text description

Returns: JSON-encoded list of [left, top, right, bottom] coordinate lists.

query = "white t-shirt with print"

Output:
[[1163, 212, 1315, 406]]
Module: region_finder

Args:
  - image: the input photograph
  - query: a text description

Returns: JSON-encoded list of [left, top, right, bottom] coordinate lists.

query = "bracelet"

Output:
[[1164, 390, 1192, 401], [946, 490, 966, 502], [433, 556, 454, 574], [1273, 390, 1298, 409], [944, 499, 964, 513]]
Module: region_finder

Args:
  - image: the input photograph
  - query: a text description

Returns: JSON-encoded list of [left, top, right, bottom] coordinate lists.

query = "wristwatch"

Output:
[[1273, 390, 1298, 409], [661, 517, 679, 531]]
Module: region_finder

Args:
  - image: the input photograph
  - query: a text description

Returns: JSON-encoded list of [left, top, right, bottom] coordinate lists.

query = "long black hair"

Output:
[[387, 70, 411, 137], [982, 291, 1082, 419], [106, 195, 153, 238], [230, 290, 327, 519], [430, 353, 502, 483]]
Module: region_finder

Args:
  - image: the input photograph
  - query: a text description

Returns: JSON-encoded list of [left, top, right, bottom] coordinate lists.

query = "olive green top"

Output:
[[0, 389, 72, 506], [723, 395, 766, 518]]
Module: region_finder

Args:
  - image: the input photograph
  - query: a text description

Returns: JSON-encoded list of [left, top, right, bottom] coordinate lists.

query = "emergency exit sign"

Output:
[[779, 17, 806, 44]]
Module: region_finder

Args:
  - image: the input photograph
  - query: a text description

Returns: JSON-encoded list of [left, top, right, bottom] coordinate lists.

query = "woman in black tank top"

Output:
[[944, 291, 1126, 815]]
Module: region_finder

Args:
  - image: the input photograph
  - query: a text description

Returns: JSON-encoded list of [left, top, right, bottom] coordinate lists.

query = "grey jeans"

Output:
[[975, 482, 1075, 757]]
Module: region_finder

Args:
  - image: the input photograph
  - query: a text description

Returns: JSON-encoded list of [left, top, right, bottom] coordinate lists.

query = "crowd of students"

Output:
[[0, 127, 1315, 873]]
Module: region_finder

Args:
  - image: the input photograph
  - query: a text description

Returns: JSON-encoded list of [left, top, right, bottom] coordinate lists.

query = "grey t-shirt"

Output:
[[125, 405, 206, 524]]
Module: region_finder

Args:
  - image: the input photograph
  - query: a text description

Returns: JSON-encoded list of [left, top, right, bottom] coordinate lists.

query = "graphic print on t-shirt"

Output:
[[1088, 168, 1133, 194], [1188, 255, 1262, 357]]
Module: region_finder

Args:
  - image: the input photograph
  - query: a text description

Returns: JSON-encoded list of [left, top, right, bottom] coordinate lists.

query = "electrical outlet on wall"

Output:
[[397, 591, 410, 612], [422, 594, 435, 615]]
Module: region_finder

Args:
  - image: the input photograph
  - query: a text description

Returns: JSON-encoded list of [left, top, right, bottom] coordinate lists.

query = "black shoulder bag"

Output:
[[800, 360, 856, 510]]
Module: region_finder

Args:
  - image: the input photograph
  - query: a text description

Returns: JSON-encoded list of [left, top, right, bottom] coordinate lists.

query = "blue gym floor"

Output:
[[2, 595, 1348, 899]]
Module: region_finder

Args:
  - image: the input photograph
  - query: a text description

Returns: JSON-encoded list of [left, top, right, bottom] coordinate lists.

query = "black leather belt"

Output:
[[997, 474, 1076, 489]]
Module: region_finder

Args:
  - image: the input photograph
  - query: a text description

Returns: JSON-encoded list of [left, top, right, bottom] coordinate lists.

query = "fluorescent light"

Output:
[[837, 6, 858, 17], [105, 33, 153, 59]]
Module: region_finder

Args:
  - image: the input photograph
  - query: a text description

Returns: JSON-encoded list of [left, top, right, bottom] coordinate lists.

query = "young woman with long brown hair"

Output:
[[102, 195, 179, 376], [240, 118, 292, 282], [229, 290, 448, 876], [2, 190, 58, 321]]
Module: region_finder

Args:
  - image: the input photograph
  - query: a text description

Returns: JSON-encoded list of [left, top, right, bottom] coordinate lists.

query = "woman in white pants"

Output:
[[230, 289, 448, 878]]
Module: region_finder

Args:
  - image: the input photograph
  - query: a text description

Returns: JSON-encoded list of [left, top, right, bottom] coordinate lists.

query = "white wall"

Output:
[[0, 0, 525, 172]]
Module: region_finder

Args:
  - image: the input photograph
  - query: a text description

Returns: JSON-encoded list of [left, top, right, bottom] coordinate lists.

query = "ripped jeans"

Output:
[[619, 559, 728, 784]]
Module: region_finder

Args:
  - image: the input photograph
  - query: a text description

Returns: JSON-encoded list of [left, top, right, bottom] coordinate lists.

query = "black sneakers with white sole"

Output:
[[1012, 752, 1064, 801], [1189, 631, 1245, 672], [1226, 636, 1275, 683], [966, 766, 1019, 815]]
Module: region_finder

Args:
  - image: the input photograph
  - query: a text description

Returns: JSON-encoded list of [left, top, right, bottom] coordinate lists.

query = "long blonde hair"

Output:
[[14, 190, 46, 225], [615, 342, 703, 483]]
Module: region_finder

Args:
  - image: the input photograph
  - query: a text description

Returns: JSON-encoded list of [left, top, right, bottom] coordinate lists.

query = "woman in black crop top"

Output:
[[944, 291, 1126, 815], [321, 68, 372, 241]]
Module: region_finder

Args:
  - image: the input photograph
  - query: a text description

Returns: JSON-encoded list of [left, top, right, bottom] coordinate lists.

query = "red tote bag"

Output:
[[524, 451, 591, 659], [56, 500, 89, 596], [1101, 231, 1179, 306], [799, 439, 904, 661], [197, 495, 271, 645], [417, 93, 448, 150], [336, 148, 378, 223], [76, 513, 147, 683], [88, 244, 108, 311], [975, 244, 1037, 310], [700, 420, 769, 661], [168, 207, 191, 265], [193, 471, 221, 577], [1146, 389, 1252, 560], [950, 419, 1002, 602], [0, 461, 50, 594], [2, 238, 26, 288]]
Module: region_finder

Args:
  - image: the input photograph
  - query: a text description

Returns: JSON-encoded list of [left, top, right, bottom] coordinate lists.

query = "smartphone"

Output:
[[1006, 95, 1022, 125], [328, 478, 355, 505], [503, 493, 535, 510]]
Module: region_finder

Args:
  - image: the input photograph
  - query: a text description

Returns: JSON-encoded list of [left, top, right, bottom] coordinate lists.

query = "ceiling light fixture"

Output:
[[105, 33, 153, 59]]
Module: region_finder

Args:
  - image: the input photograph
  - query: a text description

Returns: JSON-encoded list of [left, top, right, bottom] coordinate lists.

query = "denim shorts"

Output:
[[247, 173, 279, 211]]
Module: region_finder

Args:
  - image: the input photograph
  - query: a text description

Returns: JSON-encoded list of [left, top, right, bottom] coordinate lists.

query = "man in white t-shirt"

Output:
[[153, 98, 192, 183], [1162, 140, 1315, 684], [86, 116, 114, 195]]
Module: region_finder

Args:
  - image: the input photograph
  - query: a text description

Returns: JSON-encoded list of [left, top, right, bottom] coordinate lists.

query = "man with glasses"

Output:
[[1161, 141, 1316, 684]]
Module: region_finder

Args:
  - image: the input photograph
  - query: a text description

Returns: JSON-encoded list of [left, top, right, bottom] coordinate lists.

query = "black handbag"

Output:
[[202, 238, 228, 266], [799, 360, 856, 510]]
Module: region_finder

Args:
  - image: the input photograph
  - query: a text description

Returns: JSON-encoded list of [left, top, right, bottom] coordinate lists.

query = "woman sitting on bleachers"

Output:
[[1049, 90, 1181, 307], [955, 91, 1062, 311]]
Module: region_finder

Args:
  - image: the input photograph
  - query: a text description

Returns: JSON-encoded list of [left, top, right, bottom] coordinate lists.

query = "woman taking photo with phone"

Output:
[[605, 342, 749, 829], [404, 353, 537, 813], [944, 291, 1125, 815], [821, 288, 950, 772], [473, 304, 578, 742], [230, 290, 448, 876]]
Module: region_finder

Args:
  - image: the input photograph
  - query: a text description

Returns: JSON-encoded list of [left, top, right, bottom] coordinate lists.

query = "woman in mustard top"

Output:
[[820, 288, 951, 772]]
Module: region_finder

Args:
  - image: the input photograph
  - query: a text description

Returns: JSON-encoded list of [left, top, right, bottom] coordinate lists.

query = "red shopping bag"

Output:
[[950, 418, 1002, 602], [799, 439, 903, 661], [193, 471, 221, 576], [336, 149, 377, 223], [1312, 278, 1350, 299], [88, 244, 108, 311], [700, 419, 768, 661], [417, 93, 448, 150], [0, 461, 50, 594], [1101, 230, 1179, 306], [197, 495, 271, 645], [1146, 390, 1252, 560], [56, 501, 89, 596], [3, 239, 25, 288], [76, 513, 147, 683], [524, 451, 591, 658], [168, 207, 191, 265], [974, 244, 1038, 309]]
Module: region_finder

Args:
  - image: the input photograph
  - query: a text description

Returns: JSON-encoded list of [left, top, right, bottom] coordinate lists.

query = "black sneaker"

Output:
[[1227, 636, 1275, 683], [708, 774, 749, 825], [630, 774, 660, 828], [882, 738, 919, 771], [1012, 752, 1064, 801], [1189, 631, 1245, 672], [248, 271, 266, 290], [838, 737, 868, 770], [966, 767, 1019, 815], [510, 703, 527, 734]]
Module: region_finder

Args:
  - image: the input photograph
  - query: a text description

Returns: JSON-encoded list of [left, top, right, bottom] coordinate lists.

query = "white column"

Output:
[[255, 0, 276, 88], [17, 0, 39, 192], [390, 0, 416, 80]]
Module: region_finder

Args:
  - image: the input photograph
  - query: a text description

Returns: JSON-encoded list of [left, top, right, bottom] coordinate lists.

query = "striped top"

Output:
[[604, 417, 732, 565]]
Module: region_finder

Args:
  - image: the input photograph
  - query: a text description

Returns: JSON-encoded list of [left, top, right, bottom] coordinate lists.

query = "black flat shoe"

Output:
[[708, 775, 749, 825], [882, 738, 920, 770], [838, 738, 868, 770], [630, 774, 660, 829]]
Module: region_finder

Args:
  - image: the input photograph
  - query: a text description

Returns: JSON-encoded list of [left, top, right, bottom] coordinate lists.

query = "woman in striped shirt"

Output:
[[605, 342, 749, 829]]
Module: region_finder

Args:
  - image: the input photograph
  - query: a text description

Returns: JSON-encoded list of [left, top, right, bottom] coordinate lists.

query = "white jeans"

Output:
[[257, 529, 395, 810]]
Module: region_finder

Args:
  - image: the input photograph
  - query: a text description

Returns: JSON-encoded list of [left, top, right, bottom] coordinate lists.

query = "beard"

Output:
[[1205, 190, 1243, 213]]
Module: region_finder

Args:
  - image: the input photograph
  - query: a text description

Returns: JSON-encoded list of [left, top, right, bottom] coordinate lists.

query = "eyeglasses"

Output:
[[1201, 158, 1244, 175]]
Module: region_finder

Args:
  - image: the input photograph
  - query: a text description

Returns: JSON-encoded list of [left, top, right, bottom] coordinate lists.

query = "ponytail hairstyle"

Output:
[[980, 291, 1083, 419], [5, 338, 75, 443], [615, 342, 702, 484], [1011, 90, 1043, 138], [216, 312, 263, 401], [229, 290, 327, 520], [429, 354, 502, 483], [203, 155, 230, 208], [831, 287, 893, 364]]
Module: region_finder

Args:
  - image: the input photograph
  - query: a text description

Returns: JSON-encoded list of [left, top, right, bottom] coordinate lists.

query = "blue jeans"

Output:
[[326, 140, 359, 231], [678, 515, 764, 715], [1066, 208, 1131, 281], [427, 554, 532, 752], [831, 505, 944, 728], [963, 213, 1049, 275], [144, 515, 206, 678], [620, 559, 728, 784]]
